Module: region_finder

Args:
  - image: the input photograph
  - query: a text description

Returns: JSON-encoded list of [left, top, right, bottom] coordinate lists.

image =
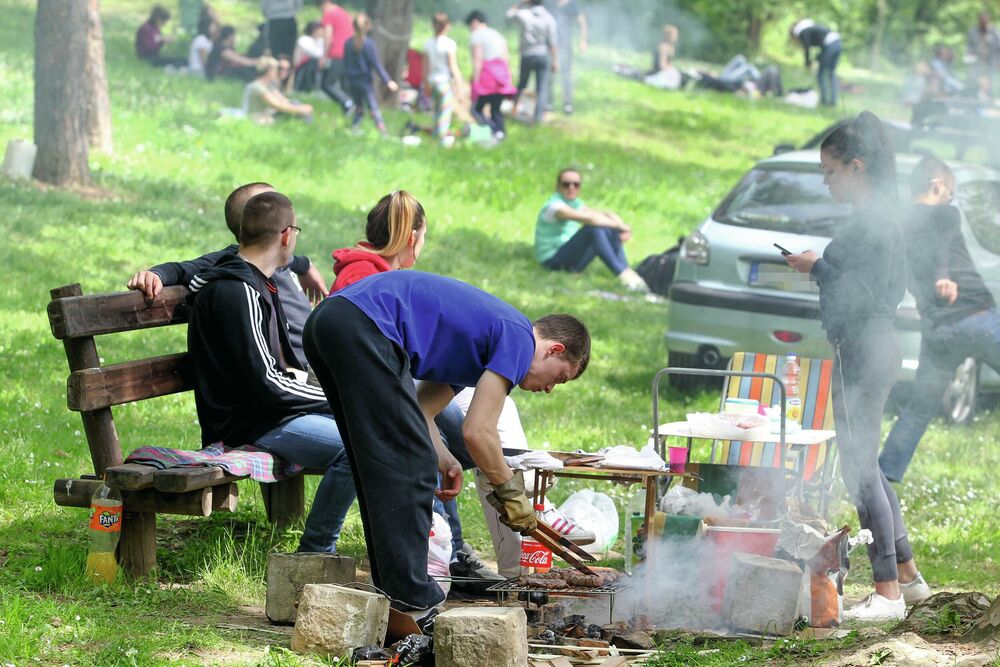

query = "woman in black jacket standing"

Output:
[[790, 19, 842, 106], [786, 112, 930, 622]]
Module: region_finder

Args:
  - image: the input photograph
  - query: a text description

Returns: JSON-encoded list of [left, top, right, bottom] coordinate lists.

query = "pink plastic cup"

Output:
[[668, 446, 688, 473]]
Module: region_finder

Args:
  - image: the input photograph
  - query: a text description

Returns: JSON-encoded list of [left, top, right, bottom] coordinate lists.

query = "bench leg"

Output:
[[119, 510, 156, 577], [261, 476, 305, 528]]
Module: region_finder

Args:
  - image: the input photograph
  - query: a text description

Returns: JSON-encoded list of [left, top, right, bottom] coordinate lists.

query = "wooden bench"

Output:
[[48, 283, 311, 577]]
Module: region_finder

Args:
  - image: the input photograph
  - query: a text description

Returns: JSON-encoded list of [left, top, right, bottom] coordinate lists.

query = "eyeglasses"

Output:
[[560, 180, 581, 188], [282, 225, 301, 235]]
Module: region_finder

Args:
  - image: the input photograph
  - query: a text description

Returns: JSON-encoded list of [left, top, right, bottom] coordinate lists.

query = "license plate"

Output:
[[748, 261, 817, 293]]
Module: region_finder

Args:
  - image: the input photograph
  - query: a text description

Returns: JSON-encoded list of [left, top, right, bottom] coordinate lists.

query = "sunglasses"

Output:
[[560, 180, 581, 188]]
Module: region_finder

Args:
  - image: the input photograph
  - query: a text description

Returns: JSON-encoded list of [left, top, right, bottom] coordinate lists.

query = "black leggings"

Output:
[[474, 94, 507, 134], [832, 324, 913, 582], [303, 297, 445, 611]]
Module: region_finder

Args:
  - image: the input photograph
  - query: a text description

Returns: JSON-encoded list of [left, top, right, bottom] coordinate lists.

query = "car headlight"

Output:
[[681, 230, 710, 266]]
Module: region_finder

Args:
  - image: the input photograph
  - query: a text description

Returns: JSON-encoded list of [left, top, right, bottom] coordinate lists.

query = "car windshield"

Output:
[[715, 168, 852, 234]]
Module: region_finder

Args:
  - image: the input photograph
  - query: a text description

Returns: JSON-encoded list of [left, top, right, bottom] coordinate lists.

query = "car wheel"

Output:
[[667, 351, 702, 391], [942, 357, 978, 425]]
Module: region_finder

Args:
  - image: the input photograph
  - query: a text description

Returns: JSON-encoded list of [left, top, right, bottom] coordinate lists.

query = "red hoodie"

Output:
[[331, 243, 393, 292]]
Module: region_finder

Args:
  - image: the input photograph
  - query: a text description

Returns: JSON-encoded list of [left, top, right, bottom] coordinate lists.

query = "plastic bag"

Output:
[[427, 512, 452, 595], [352, 645, 391, 661], [658, 484, 732, 518], [390, 634, 434, 666], [558, 489, 619, 553], [686, 412, 771, 441]]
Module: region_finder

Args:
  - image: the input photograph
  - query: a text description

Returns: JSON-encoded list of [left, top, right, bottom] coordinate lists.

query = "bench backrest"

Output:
[[48, 283, 194, 476]]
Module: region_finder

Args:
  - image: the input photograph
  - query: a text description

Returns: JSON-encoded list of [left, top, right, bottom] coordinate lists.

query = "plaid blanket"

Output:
[[125, 443, 303, 483]]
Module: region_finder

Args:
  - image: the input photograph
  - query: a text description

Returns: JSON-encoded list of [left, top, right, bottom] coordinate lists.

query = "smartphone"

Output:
[[773, 243, 792, 256]]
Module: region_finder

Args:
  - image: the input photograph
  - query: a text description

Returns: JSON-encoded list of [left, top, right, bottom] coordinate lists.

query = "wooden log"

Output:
[[67, 353, 192, 411], [50, 284, 122, 476], [119, 510, 156, 578], [261, 476, 305, 527], [105, 463, 157, 491], [47, 284, 189, 340], [212, 483, 239, 513], [54, 477, 222, 516], [153, 466, 244, 493]]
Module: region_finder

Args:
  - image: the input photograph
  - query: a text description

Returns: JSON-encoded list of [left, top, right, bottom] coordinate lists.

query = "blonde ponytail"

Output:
[[365, 190, 426, 259]]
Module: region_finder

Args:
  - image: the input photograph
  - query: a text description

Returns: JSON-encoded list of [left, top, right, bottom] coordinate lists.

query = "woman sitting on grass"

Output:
[[187, 12, 219, 77], [330, 190, 426, 291], [206, 25, 259, 82], [244, 56, 314, 125], [534, 167, 649, 292], [344, 13, 398, 134]]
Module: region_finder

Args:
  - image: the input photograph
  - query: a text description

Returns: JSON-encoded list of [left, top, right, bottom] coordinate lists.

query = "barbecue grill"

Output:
[[487, 576, 626, 622]]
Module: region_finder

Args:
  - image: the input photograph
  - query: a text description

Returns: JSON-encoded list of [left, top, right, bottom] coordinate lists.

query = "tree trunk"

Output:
[[84, 0, 113, 154], [968, 594, 1000, 639], [869, 0, 889, 70], [368, 0, 413, 107], [34, 0, 91, 186], [747, 12, 764, 54]]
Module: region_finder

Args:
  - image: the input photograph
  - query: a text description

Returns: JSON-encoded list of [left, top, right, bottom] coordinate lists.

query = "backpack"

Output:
[[636, 236, 684, 297]]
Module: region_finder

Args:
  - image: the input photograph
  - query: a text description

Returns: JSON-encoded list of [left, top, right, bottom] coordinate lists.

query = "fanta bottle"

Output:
[[519, 504, 552, 574], [85, 482, 122, 585]]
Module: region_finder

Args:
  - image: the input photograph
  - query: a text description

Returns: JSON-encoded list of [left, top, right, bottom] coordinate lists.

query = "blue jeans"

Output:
[[543, 225, 629, 276], [817, 41, 841, 106], [432, 401, 475, 555], [515, 53, 550, 122], [880, 307, 1000, 482], [256, 413, 357, 553]]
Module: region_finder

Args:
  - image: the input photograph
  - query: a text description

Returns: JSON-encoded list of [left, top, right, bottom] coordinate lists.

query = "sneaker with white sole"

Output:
[[618, 268, 651, 293], [539, 504, 596, 545], [900, 572, 931, 606], [843, 592, 906, 622], [449, 545, 504, 595]]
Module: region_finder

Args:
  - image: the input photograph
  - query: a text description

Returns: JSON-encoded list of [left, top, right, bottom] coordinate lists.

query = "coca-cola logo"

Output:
[[520, 547, 552, 566]]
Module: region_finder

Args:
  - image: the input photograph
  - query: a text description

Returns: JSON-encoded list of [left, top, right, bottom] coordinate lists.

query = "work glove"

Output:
[[486, 470, 537, 535]]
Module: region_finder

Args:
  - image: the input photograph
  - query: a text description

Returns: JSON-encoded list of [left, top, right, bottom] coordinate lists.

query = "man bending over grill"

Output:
[[303, 270, 590, 629]]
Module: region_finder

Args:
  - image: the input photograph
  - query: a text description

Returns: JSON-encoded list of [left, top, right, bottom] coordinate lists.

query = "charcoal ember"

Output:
[[390, 633, 434, 667], [601, 622, 629, 641], [537, 629, 556, 643], [553, 614, 586, 630], [565, 624, 587, 638], [352, 645, 391, 661], [586, 624, 603, 639]]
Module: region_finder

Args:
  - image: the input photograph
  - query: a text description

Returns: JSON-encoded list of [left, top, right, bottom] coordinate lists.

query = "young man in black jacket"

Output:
[[187, 191, 355, 553], [127, 182, 328, 365], [879, 156, 1000, 482]]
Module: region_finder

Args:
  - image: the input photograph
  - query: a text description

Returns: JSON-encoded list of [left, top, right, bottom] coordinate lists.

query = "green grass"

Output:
[[1, 0, 998, 664]]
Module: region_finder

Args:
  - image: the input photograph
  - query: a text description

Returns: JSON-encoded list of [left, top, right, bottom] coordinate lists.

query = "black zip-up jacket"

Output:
[[811, 199, 906, 345], [152, 245, 313, 365], [186, 254, 329, 447], [799, 24, 838, 68]]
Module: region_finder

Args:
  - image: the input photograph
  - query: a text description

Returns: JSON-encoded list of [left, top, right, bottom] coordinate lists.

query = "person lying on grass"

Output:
[[534, 167, 650, 292]]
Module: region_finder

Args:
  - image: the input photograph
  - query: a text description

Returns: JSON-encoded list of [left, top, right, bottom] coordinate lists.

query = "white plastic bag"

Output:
[[427, 512, 453, 595], [558, 489, 620, 554]]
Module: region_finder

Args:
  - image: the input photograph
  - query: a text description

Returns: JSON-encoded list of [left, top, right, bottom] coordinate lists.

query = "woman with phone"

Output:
[[785, 111, 930, 621]]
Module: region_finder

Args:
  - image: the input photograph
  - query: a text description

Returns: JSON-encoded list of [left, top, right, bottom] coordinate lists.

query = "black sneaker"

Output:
[[416, 607, 438, 635], [449, 547, 504, 595]]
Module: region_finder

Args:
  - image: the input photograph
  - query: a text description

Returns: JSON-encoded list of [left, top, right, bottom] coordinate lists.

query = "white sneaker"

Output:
[[843, 592, 906, 622], [618, 268, 650, 293], [900, 572, 931, 606], [540, 502, 596, 545]]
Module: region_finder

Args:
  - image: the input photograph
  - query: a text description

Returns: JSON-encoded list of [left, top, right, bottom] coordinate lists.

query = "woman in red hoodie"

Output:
[[331, 190, 427, 291]]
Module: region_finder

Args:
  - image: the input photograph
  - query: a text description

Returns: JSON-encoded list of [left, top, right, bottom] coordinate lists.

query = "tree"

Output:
[[34, 0, 91, 186], [84, 0, 113, 154], [369, 0, 413, 106]]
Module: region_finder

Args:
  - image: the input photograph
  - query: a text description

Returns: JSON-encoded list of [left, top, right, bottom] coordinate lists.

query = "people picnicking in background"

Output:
[[136, 5, 186, 68], [878, 156, 1000, 483], [292, 20, 326, 92], [644, 24, 681, 90], [466, 10, 517, 141], [966, 12, 1000, 99], [317, 0, 356, 115], [785, 112, 930, 621], [188, 12, 219, 77], [507, 0, 558, 124], [790, 18, 842, 107], [535, 167, 650, 292], [423, 13, 465, 147], [344, 12, 398, 134], [547, 0, 587, 114], [206, 25, 260, 82], [261, 0, 302, 65], [244, 56, 314, 124]]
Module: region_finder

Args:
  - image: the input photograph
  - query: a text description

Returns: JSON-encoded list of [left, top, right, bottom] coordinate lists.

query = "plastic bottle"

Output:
[[782, 354, 802, 422], [86, 482, 123, 585], [519, 503, 551, 573], [623, 491, 646, 574]]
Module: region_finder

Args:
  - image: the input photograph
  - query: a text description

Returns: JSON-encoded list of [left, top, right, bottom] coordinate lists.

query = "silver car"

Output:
[[665, 150, 1000, 423]]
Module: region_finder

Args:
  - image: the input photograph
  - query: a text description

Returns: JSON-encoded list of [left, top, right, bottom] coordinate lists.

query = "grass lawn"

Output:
[[0, 0, 997, 665]]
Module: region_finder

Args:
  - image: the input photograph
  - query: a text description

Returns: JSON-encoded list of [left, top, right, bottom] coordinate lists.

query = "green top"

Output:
[[534, 193, 584, 263]]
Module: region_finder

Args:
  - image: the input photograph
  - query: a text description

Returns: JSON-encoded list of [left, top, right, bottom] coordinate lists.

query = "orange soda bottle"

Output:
[[85, 482, 122, 584]]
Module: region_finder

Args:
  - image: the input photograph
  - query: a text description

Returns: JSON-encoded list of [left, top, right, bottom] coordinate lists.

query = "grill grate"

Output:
[[486, 577, 623, 596]]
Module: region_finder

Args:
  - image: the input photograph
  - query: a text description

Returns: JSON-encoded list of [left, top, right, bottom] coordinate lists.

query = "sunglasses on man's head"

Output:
[[560, 180, 581, 188]]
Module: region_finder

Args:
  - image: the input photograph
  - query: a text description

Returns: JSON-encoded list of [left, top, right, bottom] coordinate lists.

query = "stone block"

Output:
[[290, 584, 389, 659], [722, 552, 802, 636], [265, 552, 356, 624], [435, 607, 528, 667]]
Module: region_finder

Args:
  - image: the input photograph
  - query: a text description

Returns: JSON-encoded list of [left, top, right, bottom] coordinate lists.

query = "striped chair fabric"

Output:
[[714, 352, 835, 482]]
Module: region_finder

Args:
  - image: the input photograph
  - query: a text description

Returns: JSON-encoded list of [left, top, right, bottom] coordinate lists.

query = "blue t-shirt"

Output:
[[335, 271, 535, 390]]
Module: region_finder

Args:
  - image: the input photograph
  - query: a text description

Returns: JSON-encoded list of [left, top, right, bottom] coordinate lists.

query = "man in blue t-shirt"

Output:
[[303, 270, 590, 624]]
